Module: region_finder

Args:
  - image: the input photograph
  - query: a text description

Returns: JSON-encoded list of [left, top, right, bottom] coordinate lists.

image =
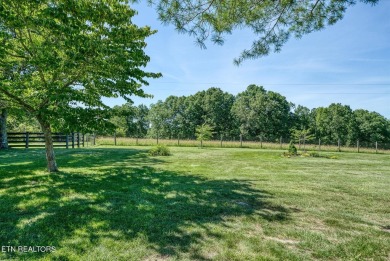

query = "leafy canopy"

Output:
[[0, 0, 161, 133], [150, 0, 379, 64], [195, 123, 214, 142]]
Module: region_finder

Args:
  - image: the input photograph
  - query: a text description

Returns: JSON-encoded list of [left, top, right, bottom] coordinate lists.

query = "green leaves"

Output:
[[232, 84, 291, 140], [0, 0, 161, 132], [151, 0, 379, 64], [0, 0, 161, 169], [195, 123, 214, 141]]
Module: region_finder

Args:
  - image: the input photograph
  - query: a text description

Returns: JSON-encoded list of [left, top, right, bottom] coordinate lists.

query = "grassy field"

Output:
[[0, 146, 389, 260], [95, 136, 389, 154]]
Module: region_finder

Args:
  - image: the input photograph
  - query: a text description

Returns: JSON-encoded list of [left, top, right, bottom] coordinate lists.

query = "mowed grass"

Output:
[[96, 137, 390, 154], [0, 147, 389, 260]]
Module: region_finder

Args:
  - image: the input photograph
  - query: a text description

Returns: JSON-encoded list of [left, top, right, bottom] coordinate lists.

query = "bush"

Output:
[[148, 145, 171, 156], [288, 141, 297, 155]]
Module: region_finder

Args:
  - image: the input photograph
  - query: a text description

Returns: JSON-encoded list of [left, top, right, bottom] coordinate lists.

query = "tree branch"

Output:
[[0, 85, 35, 113], [184, 0, 217, 26]]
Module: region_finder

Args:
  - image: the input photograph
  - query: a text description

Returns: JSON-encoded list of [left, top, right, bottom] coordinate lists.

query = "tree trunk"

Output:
[[38, 118, 59, 172], [0, 108, 8, 149]]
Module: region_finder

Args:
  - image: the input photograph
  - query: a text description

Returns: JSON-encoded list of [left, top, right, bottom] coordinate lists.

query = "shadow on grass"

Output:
[[0, 148, 290, 260]]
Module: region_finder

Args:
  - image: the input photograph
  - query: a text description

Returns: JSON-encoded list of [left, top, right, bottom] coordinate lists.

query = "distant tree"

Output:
[[387, 120, 390, 143], [354, 109, 390, 144], [184, 93, 205, 138], [111, 103, 149, 138], [232, 85, 291, 141], [148, 101, 169, 141], [292, 105, 312, 131], [232, 85, 267, 140], [313, 107, 331, 143], [328, 103, 356, 145], [151, 0, 379, 64], [134, 104, 150, 138], [195, 123, 214, 148], [201, 88, 236, 139], [162, 95, 187, 139], [0, 0, 161, 172], [314, 104, 355, 145], [183, 87, 236, 139], [111, 103, 135, 137]]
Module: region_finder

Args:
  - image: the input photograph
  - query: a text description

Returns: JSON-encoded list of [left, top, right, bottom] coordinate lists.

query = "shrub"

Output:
[[288, 141, 297, 155], [148, 145, 171, 156]]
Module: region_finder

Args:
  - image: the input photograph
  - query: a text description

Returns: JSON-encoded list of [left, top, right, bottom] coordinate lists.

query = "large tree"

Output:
[[151, 0, 379, 64], [197, 87, 236, 139], [354, 109, 390, 144], [232, 84, 291, 141], [314, 103, 355, 145], [0, 0, 161, 172], [0, 96, 8, 149]]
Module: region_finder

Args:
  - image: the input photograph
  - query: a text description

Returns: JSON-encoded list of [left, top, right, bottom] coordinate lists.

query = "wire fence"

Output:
[[2, 133, 388, 154], [94, 136, 390, 154]]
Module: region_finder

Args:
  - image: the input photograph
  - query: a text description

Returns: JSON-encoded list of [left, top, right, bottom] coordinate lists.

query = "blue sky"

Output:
[[106, 1, 390, 118]]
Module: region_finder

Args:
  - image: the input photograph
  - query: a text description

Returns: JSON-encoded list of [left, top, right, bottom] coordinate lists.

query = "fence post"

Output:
[[25, 132, 29, 149], [260, 135, 263, 149], [93, 134, 95, 146], [220, 134, 223, 148], [114, 132, 117, 146], [240, 134, 242, 148], [71, 132, 75, 149], [82, 134, 85, 147], [357, 140, 359, 153], [66, 134, 69, 149], [375, 141, 378, 154], [77, 133, 80, 148]]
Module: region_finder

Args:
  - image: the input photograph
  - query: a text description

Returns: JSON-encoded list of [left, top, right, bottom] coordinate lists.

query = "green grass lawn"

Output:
[[0, 147, 389, 260]]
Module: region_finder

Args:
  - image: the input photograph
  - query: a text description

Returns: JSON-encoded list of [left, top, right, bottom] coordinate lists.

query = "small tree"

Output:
[[195, 124, 214, 148], [292, 128, 315, 152]]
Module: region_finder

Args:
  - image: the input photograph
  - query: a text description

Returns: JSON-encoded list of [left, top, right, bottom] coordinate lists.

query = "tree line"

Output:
[[4, 84, 390, 147], [110, 85, 390, 146]]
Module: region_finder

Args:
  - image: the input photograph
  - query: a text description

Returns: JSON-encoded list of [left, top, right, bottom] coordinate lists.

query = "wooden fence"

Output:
[[1, 132, 84, 149]]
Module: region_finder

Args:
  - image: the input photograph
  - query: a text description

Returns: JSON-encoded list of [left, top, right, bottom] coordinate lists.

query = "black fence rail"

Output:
[[1, 132, 84, 149]]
